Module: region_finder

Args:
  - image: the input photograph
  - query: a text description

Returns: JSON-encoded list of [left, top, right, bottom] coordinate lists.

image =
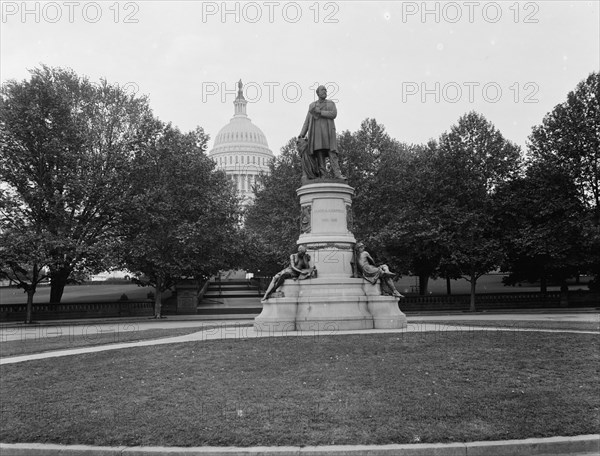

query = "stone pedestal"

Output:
[[254, 182, 406, 332], [297, 182, 356, 278]]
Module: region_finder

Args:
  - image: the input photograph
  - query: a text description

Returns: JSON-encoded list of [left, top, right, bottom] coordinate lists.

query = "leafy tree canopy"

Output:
[[119, 122, 242, 317], [0, 65, 156, 303], [528, 72, 599, 216]]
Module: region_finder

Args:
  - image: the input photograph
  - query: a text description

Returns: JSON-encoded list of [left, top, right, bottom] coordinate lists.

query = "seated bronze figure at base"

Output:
[[354, 242, 404, 298], [261, 245, 317, 302]]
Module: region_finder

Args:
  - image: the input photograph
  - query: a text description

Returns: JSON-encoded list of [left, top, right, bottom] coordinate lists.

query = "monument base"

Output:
[[254, 278, 407, 333], [254, 181, 407, 333]]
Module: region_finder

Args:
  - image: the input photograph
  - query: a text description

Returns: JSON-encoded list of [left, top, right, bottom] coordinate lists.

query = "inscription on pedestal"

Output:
[[312, 199, 346, 234]]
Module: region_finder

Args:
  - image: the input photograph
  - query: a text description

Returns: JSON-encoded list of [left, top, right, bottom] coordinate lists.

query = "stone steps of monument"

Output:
[[203, 291, 261, 298], [206, 285, 255, 292], [202, 280, 262, 302], [198, 290, 262, 315], [209, 280, 252, 286], [196, 306, 262, 315]]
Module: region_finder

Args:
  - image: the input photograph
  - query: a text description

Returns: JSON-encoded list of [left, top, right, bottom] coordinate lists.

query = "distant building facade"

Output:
[[208, 80, 273, 205]]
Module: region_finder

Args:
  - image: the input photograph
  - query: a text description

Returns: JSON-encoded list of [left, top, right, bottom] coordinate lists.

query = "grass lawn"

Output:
[[409, 320, 600, 332], [0, 331, 598, 447], [0, 283, 152, 305], [0, 327, 216, 358], [395, 273, 591, 295]]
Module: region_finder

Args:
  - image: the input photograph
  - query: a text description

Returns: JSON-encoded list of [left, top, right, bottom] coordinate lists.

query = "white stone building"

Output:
[[208, 80, 273, 205]]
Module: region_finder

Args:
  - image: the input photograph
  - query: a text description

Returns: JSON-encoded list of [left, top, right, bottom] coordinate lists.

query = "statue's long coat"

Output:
[[299, 99, 338, 154]]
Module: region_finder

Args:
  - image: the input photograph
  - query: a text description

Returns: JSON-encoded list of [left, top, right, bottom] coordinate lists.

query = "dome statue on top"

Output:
[[208, 79, 274, 205]]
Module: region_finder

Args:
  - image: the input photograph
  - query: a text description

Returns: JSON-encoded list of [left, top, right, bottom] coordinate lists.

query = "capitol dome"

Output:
[[209, 80, 273, 204], [213, 118, 269, 148]]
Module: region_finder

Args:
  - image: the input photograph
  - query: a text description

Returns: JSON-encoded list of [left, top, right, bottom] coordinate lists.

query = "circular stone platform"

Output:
[[254, 277, 407, 332]]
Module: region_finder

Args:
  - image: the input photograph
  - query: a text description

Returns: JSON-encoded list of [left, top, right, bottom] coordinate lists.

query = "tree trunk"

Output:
[[25, 288, 35, 324], [560, 281, 569, 307], [154, 286, 162, 318], [49, 267, 71, 303], [446, 276, 452, 295], [419, 274, 429, 295], [469, 276, 477, 312], [540, 274, 547, 295]]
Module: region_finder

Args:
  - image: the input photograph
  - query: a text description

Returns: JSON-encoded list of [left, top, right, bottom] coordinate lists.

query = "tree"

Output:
[[0, 232, 53, 324], [529, 72, 599, 220], [370, 143, 449, 295], [435, 112, 522, 310], [243, 138, 302, 275], [527, 72, 599, 287], [0, 65, 156, 303], [0, 180, 53, 323], [119, 123, 241, 318], [495, 164, 588, 293], [339, 121, 467, 295], [338, 118, 404, 242]]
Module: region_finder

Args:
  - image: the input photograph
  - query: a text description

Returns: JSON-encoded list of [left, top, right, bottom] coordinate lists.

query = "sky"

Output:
[[1, 1, 599, 154]]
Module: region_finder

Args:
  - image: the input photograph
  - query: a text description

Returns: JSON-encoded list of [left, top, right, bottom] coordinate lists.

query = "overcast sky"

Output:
[[1, 1, 599, 154]]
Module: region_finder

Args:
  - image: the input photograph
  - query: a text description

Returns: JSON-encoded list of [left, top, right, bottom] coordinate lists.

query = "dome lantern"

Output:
[[234, 79, 247, 117]]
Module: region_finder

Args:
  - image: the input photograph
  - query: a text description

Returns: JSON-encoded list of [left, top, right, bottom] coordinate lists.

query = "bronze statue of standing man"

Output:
[[299, 85, 346, 180]]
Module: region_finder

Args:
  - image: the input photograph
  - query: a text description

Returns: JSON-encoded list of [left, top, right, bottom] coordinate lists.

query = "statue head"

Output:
[[298, 245, 307, 255], [355, 242, 365, 252], [316, 85, 327, 100]]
